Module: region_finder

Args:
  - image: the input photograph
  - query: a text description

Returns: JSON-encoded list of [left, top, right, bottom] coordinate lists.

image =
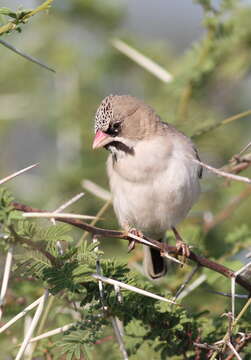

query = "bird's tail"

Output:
[[143, 239, 167, 279]]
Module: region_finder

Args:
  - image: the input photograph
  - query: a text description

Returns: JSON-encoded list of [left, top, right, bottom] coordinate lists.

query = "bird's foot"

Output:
[[176, 239, 190, 258], [172, 227, 190, 265], [125, 228, 143, 253]]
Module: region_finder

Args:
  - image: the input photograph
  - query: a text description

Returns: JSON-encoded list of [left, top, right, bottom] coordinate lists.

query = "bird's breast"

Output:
[[106, 136, 200, 237]]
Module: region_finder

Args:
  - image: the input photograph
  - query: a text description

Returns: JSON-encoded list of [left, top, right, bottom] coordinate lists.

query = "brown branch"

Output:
[[223, 152, 251, 175], [12, 201, 251, 293], [224, 333, 251, 360]]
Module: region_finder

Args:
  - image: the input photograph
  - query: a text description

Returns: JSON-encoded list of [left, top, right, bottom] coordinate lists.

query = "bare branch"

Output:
[[15, 290, 49, 360], [192, 110, 251, 139], [23, 212, 96, 220], [92, 274, 177, 304], [192, 159, 251, 184], [52, 193, 85, 214], [0, 294, 51, 334], [227, 341, 242, 360], [0, 39, 55, 73], [27, 323, 75, 344], [111, 317, 128, 360], [82, 180, 111, 201], [12, 201, 251, 293], [0, 247, 14, 321], [112, 39, 173, 83], [176, 274, 207, 300], [225, 334, 251, 360], [174, 265, 200, 300], [0, 163, 39, 185], [234, 141, 251, 158], [223, 152, 251, 175]]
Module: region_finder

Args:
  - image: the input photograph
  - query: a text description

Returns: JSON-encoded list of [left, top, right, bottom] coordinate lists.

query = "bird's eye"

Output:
[[113, 122, 121, 129], [106, 121, 121, 136]]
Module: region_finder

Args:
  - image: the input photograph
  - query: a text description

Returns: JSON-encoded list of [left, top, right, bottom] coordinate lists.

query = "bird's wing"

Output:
[[194, 146, 203, 179]]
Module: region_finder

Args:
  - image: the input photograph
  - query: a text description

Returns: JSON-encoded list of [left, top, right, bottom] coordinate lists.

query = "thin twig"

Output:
[[233, 297, 251, 329], [23, 212, 96, 220], [51, 192, 85, 225], [15, 290, 49, 360], [0, 39, 55, 72], [223, 152, 251, 175], [231, 261, 251, 321], [227, 342, 242, 360], [225, 334, 251, 360], [0, 246, 14, 321], [209, 297, 251, 360], [193, 342, 219, 351], [26, 323, 75, 344], [24, 315, 32, 357], [112, 39, 173, 83], [234, 141, 251, 158], [162, 251, 184, 265], [231, 277, 236, 321], [92, 274, 177, 305], [176, 274, 207, 300], [174, 265, 200, 300], [192, 158, 251, 184], [111, 317, 128, 360], [206, 290, 248, 299], [235, 261, 251, 277], [53, 193, 85, 215], [82, 180, 111, 201], [0, 294, 51, 334], [0, 163, 39, 185], [192, 110, 251, 139], [26, 323, 114, 346], [93, 236, 106, 310], [26, 295, 55, 360]]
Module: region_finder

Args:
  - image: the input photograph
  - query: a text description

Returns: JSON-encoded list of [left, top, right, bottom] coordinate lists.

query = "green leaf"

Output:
[[0, 8, 17, 18]]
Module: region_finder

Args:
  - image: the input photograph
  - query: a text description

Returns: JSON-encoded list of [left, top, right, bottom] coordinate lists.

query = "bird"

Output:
[[92, 94, 202, 279]]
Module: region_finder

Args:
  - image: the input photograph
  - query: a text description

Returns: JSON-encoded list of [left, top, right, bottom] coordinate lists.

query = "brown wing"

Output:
[[194, 147, 203, 178]]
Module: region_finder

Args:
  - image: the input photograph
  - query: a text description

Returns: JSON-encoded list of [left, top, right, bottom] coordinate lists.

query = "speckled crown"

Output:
[[94, 95, 114, 133]]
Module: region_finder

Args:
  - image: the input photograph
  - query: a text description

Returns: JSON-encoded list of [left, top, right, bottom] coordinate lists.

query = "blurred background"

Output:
[[0, 0, 251, 341]]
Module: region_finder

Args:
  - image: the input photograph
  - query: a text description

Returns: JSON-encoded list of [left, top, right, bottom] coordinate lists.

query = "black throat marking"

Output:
[[105, 141, 134, 162]]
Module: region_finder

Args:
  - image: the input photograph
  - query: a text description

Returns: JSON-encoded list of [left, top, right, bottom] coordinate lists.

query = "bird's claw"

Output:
[[176, 240, 190, 265], [125, 228, 143, 253], [128, 240, 136, 253]]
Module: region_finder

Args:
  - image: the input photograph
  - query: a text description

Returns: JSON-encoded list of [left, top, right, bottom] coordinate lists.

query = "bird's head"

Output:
[[92, 94, 159, 155]]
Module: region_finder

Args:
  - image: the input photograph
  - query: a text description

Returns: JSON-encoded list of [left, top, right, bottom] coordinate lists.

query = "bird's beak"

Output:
[[92, 130, 113, 149]]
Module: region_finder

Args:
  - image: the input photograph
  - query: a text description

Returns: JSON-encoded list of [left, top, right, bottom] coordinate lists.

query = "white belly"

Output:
[[107, 140, 200, 238]]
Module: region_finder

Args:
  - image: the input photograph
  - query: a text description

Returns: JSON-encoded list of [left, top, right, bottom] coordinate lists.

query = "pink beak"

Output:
[[92, 130, 113, 149]]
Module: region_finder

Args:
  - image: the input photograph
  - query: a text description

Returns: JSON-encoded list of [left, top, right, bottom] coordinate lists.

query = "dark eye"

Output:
[[113, 122, 120, 129], [107, 121, 121, 136]]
